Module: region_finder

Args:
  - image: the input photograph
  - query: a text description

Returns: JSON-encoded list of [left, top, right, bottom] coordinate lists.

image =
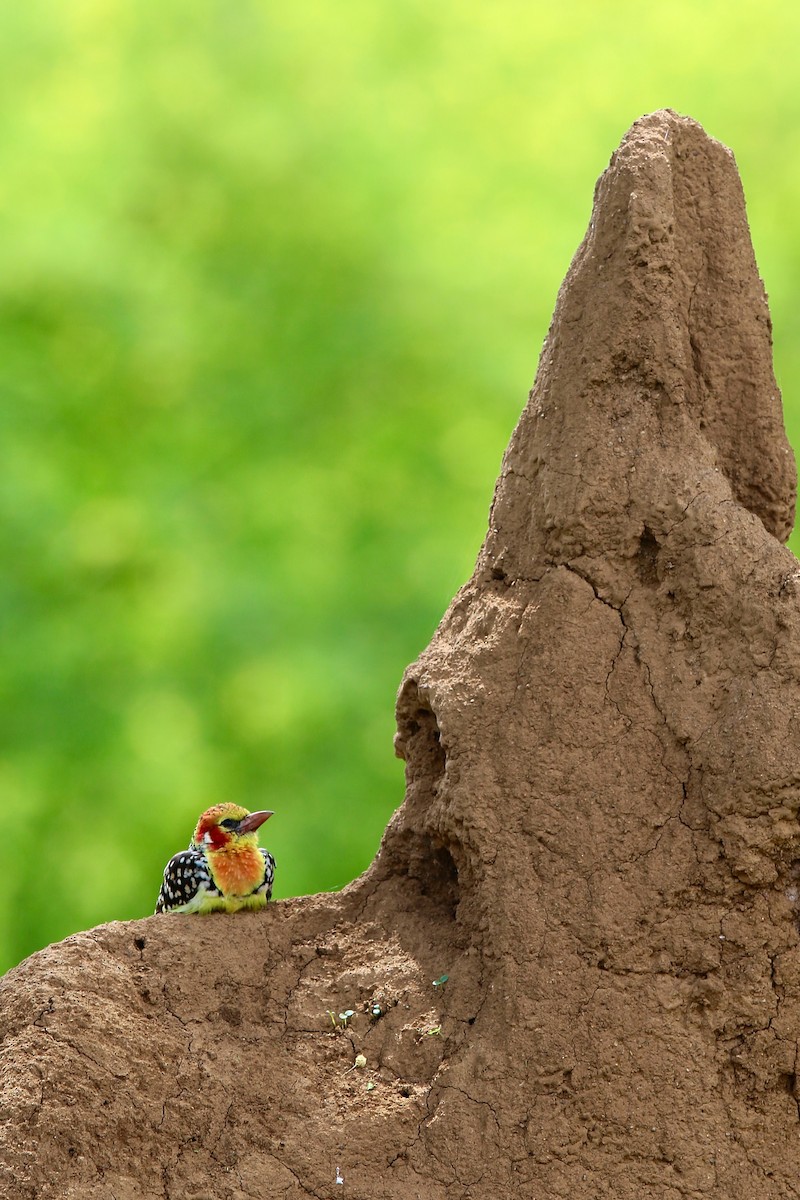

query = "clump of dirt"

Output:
[[3, 110, 800, 1199]]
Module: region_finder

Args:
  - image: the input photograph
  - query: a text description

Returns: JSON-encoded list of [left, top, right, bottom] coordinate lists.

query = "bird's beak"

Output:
[[237, 810, 274, 833]]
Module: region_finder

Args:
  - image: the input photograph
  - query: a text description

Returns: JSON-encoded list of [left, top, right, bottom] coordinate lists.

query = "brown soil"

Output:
[[2, 109, 800, 1199]]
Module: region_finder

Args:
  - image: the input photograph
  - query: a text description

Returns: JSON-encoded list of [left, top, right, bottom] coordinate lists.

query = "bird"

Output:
[[155, 803, 275, 914]]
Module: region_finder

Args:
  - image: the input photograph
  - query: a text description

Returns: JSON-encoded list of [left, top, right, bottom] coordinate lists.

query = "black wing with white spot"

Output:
[[155, 848, 221, 913], [255, 849, 276, 902]]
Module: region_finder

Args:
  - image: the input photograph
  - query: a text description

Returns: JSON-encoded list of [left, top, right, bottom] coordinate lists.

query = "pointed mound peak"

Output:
[[484, 110, 795, 587]]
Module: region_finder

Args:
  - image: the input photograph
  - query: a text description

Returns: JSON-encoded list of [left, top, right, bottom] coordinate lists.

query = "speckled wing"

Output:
[[256, 849, 276, 902], [155, 848, 222, 913]]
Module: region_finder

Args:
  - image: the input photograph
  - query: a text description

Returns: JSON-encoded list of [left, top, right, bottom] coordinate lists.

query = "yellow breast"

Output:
[[208, 844, 265, 897]]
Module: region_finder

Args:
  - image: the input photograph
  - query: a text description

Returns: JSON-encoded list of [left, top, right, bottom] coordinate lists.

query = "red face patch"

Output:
[[194, 816, 231, 850]]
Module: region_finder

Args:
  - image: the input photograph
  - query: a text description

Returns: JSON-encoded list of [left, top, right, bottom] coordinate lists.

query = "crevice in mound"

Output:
[[637, 526, 661, 587], [394, 831, 461, 922], [386, 679, 466, 927], [394, 677, 446, 789]]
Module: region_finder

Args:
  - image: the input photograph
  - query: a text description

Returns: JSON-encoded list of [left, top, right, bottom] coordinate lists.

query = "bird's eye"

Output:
[[219, 818, 239, 830]]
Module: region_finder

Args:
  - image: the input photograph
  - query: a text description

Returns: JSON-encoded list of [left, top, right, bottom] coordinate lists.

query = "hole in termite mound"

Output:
[[403, 832, 461, 921], [637, 525, 661, 587], [386, 679, 464, 924], [395, 679, 446, 799], [782, 859, 800, 927]]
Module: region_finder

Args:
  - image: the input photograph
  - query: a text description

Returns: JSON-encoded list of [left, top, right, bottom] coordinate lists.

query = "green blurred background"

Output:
[[2, 0, 800, 975]]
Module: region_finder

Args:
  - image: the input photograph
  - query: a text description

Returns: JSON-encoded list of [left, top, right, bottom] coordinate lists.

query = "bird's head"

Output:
[[192, 803, 274, 852]]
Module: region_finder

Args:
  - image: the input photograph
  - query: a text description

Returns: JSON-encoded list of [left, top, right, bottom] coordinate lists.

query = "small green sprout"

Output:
[[327, 1008, 356, 1029], [366, 1081, 376, 1092], [432, 974, 449, 990]]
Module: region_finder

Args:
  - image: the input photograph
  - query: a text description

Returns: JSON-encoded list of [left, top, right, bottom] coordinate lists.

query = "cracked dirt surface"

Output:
[[3, 110, 800, 1198]]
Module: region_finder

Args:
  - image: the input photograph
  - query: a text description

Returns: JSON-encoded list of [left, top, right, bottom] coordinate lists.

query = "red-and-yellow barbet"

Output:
[[155, 803, 275, 914]]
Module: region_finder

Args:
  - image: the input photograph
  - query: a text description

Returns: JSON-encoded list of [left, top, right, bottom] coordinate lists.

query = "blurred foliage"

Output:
[[2, 0, 800, 975]]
